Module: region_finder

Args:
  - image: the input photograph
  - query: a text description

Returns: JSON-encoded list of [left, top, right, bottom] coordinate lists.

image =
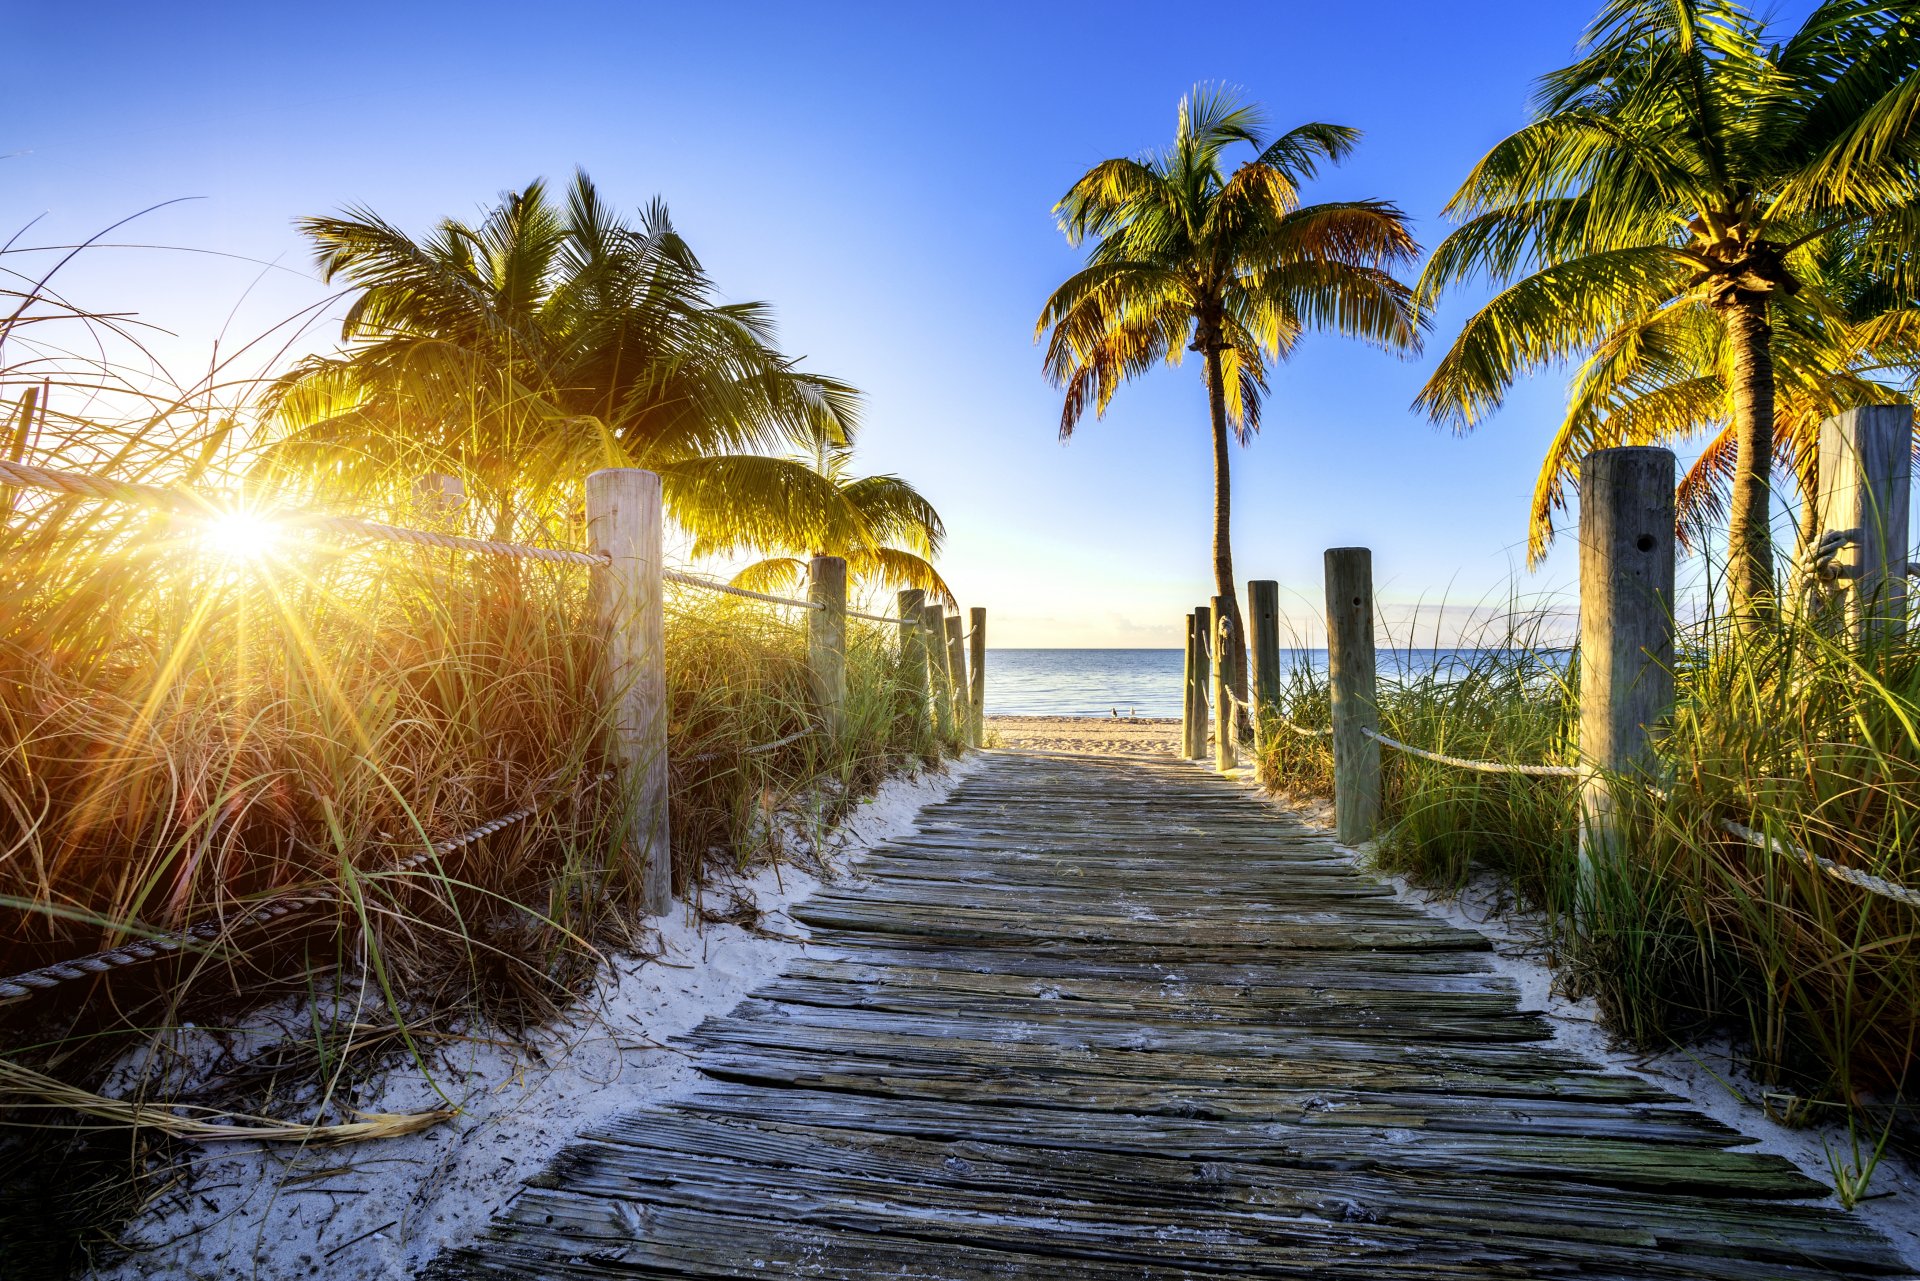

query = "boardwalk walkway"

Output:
[[429, 752, 1905, 1279]]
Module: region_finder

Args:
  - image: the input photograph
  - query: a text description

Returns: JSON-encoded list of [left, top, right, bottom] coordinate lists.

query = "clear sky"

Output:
[[8, 0, 1744, 645]]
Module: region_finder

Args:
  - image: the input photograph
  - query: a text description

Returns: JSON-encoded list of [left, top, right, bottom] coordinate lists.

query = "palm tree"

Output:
[[1525, 251, 1913, 562], [724, 437, 952, 605], [1415, 0, 1920, 628], [265, 171, 887, 559], [1036, 86, 1422, 707]]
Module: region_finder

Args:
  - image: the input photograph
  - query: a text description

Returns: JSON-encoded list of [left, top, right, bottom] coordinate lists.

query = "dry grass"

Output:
[[0, 239, 962, 1275]]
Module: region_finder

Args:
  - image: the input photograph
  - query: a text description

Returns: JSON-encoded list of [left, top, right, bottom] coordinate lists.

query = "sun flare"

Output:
[[199, 509, 281, 562]]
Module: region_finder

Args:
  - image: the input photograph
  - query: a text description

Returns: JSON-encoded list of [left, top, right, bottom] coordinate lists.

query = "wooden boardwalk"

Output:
[[428, 752, 1905, 1279]]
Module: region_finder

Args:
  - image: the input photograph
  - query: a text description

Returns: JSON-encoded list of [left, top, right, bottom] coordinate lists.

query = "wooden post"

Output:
[[1815, 405, 1912, 644], [922, 602, 954, 742], [1577, 447, 1676, 882], [1325, 548, 1379, 846], [1181, 614, 1198, 758], [1247, 580, 1281, 756], [807, 555, 848, 740], [968, 607, 987, 746], [1189, 605, 1212, 761], [585, 468, 671, 916], [1211, 594, 1237, 771], [896, 589, 928, 733], [944, 614, 970, 744]]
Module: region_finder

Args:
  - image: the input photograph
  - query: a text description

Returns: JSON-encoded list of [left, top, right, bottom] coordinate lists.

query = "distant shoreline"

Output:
[[985, 714, 1181, 756]]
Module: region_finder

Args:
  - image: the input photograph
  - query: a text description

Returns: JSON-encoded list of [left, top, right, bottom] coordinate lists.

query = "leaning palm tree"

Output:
[[265, 172, 875, 557], [1416, 0, 1920, 628], [1036, 86, 1422, 706], [1526, 255, 1912, 562]]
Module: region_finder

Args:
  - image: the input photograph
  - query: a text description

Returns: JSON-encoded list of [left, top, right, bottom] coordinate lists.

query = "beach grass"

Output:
[[1255, 603, 1920, 1110], [0, 265, 962, 1275]]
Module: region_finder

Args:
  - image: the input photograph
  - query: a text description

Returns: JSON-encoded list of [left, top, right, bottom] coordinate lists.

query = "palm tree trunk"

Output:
[[1721, 294, 1776, 630], [1203, 345, 1250, 729]]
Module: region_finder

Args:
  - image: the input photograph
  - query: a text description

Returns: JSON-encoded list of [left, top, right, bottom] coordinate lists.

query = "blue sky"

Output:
[[9, 0, 1711, 645]]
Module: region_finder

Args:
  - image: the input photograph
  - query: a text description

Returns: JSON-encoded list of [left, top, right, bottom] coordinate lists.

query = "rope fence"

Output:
[[0, 459, 607, 567], [2, 459, 949, 617], [1181, 432, 1920, 914], [1253, 707, 1919, 909], [0, 772, 611, 1006], [1719, 819, 1920, 910], [1363, 728, 1580, 778], [745, 726, 816, 756], [0, 459, 985, 1003], [665, 569, 820, 610]]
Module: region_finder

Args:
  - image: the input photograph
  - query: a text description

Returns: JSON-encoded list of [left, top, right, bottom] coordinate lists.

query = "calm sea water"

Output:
[[983, 649, 1546, 718]]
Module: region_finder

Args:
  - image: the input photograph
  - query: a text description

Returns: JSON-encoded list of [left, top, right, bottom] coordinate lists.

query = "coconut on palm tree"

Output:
[[266, 171, 892, 562], [1415, 0, 1920, 628], [1036, 86, 1423, 707]]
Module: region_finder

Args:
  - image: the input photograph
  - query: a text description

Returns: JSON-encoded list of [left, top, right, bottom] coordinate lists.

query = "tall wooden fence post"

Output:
[[1181, 614, 1198, 758], [968, 607, 987, 747], [1815, 405, 1912, 645], [1577, 447, 1676, 889], [923, 602, 954, 742], [1247, 580, 1280, 757], [585, 468, 671, 916], [1189, 605, 1211, 762], [1325, 548, 1379, 846], [807, 555, 848, 740], [944, 614, 970, 745], [896, 589, 928, 735], [1211, 594, 1237, 771]]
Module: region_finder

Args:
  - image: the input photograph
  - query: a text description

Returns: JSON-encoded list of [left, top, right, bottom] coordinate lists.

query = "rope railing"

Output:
[[3, 460, 943, 625], [1, 458, 982, 997], [659, 571, 910, 625], [0, 459, 606, 567], [1719, 819, 1920, 910], [745, 726, 816, 756], [0, 772, 611, 1006], [664, 569, 821, 610], [1358, 725, 1917, 908], [1236, 692, 1920, 909], [1363, 728, 1581, 778]]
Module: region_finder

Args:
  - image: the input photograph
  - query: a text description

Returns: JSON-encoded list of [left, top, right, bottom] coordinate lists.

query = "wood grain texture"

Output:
[[585, 468, 670, 915], [1817, 407, 1912, 643], [1577, 448, 1676, 876], [1325, 549, 1379, 845], [427, 752, 1903, 1279]]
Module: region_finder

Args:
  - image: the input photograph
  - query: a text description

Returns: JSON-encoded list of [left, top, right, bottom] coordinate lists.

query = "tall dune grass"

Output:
[[1257, 606, 1920, 1107], [0, 255, 960, 1272], [0, 442, 948, 1020]]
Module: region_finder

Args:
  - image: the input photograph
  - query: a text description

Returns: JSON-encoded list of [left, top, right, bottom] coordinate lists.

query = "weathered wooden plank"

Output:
[[425, 751, 1906, 1279]]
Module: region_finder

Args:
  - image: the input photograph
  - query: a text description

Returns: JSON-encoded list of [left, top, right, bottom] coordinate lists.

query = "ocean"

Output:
[[982, 649, 1546, 718]]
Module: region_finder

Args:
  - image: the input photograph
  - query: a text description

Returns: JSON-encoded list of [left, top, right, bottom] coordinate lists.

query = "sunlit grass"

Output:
[[1255, 602, 1920, 1107]]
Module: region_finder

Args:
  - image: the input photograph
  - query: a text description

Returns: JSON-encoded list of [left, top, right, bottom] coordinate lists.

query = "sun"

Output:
[[199, 510, 282, 562]]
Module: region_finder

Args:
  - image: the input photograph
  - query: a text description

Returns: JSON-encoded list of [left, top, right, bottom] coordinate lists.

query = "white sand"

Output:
[[93, 759, 977, 1281], [986, 714, 1181, 756]]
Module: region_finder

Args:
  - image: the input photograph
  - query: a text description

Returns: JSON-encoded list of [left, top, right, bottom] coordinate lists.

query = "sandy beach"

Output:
[[986, 715, 1182, 756]]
